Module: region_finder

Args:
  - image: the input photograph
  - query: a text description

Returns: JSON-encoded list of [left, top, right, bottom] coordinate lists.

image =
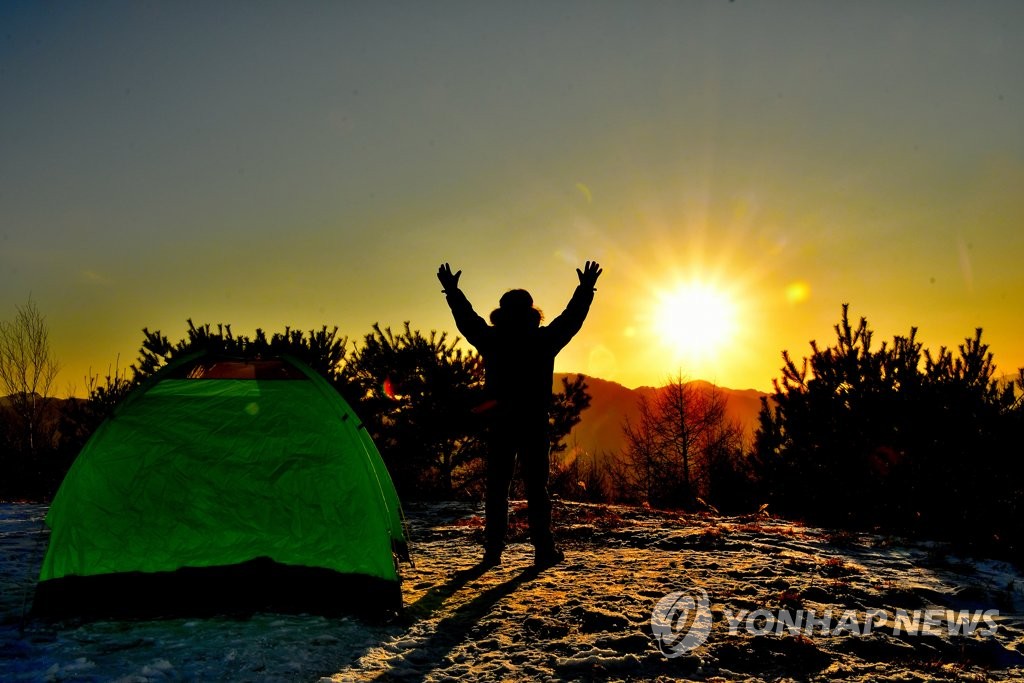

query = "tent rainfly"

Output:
[[34, 352, 406, 618]]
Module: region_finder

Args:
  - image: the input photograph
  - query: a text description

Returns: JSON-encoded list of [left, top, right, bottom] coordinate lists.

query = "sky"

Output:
[[2, 1, 1023, 395]]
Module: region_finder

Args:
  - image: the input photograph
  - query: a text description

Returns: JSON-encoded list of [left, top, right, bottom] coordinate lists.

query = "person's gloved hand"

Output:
[[577, 261, 603, 290], [437, 263, 462, 292]]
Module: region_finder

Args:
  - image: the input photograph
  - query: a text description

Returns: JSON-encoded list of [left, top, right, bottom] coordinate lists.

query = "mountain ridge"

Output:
[[554, 373, 769, 460]]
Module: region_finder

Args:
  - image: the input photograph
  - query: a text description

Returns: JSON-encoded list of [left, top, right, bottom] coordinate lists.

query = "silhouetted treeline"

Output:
[[5, 307, 1024, 566], [752, 305, 1024, 562], [0, 320, 591, 503], [306, 321, 587, 499], [533, 305, 1024, 565]]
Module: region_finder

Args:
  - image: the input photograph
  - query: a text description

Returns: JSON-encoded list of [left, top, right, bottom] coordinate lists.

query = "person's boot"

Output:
[[534, 546, 564, 569], [480, 548, 503, 568]]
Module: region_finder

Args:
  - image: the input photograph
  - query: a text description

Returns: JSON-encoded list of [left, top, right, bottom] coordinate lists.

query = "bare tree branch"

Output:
[[0, 297, 61, 455]]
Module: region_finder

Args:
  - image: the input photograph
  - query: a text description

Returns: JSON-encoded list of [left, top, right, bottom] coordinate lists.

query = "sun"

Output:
[[654, 281, 739, 360]]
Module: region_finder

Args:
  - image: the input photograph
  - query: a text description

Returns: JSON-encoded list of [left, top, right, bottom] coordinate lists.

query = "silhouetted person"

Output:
[[437, 261, 603, 569]]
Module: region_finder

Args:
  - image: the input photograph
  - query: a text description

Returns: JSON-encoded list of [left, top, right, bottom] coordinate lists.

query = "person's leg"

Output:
[[484, 422, 517, 562], [520, 417, 561, 565]]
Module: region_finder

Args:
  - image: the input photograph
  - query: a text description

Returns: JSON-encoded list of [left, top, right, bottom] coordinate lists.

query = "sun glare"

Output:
[[655, 282, 739, 360]]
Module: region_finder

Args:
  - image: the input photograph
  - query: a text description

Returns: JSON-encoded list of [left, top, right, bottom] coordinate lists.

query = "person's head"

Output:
[[490, 288, 543, 329]]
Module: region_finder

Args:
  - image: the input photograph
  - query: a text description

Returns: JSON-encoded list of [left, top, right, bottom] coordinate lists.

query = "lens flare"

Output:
[[575, 182, 593, 204], [785, 281, 811, 304]]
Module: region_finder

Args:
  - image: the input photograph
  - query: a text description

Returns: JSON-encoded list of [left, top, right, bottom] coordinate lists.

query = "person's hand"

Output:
[[437, 263, 462, 292], [577, 261, 603, 290]]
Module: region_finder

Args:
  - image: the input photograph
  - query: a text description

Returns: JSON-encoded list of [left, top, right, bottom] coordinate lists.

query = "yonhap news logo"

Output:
[[651, 588, 1000, 658], [650, 589, 713, 657]]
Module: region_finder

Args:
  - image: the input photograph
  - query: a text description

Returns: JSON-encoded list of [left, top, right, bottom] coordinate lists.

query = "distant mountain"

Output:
[[554, 374, 769, 460]]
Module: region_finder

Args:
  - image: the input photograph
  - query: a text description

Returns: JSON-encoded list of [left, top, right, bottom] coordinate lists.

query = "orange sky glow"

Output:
[[3, 3, 1023, 395]]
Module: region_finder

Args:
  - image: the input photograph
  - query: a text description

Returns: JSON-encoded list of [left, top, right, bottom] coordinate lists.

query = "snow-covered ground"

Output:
[[2, 501, 1023, 681]]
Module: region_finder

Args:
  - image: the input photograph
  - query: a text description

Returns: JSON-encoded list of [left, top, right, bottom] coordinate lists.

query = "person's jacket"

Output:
[[444, 285, 595, 416]]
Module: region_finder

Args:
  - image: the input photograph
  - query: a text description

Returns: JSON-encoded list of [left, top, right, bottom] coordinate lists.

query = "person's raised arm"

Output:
[[437, 263, 491, 348], [545, 261, 602, 352]]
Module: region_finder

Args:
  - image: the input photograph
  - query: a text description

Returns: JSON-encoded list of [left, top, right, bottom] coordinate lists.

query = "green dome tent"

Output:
[[34, 352, 407, 618]]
